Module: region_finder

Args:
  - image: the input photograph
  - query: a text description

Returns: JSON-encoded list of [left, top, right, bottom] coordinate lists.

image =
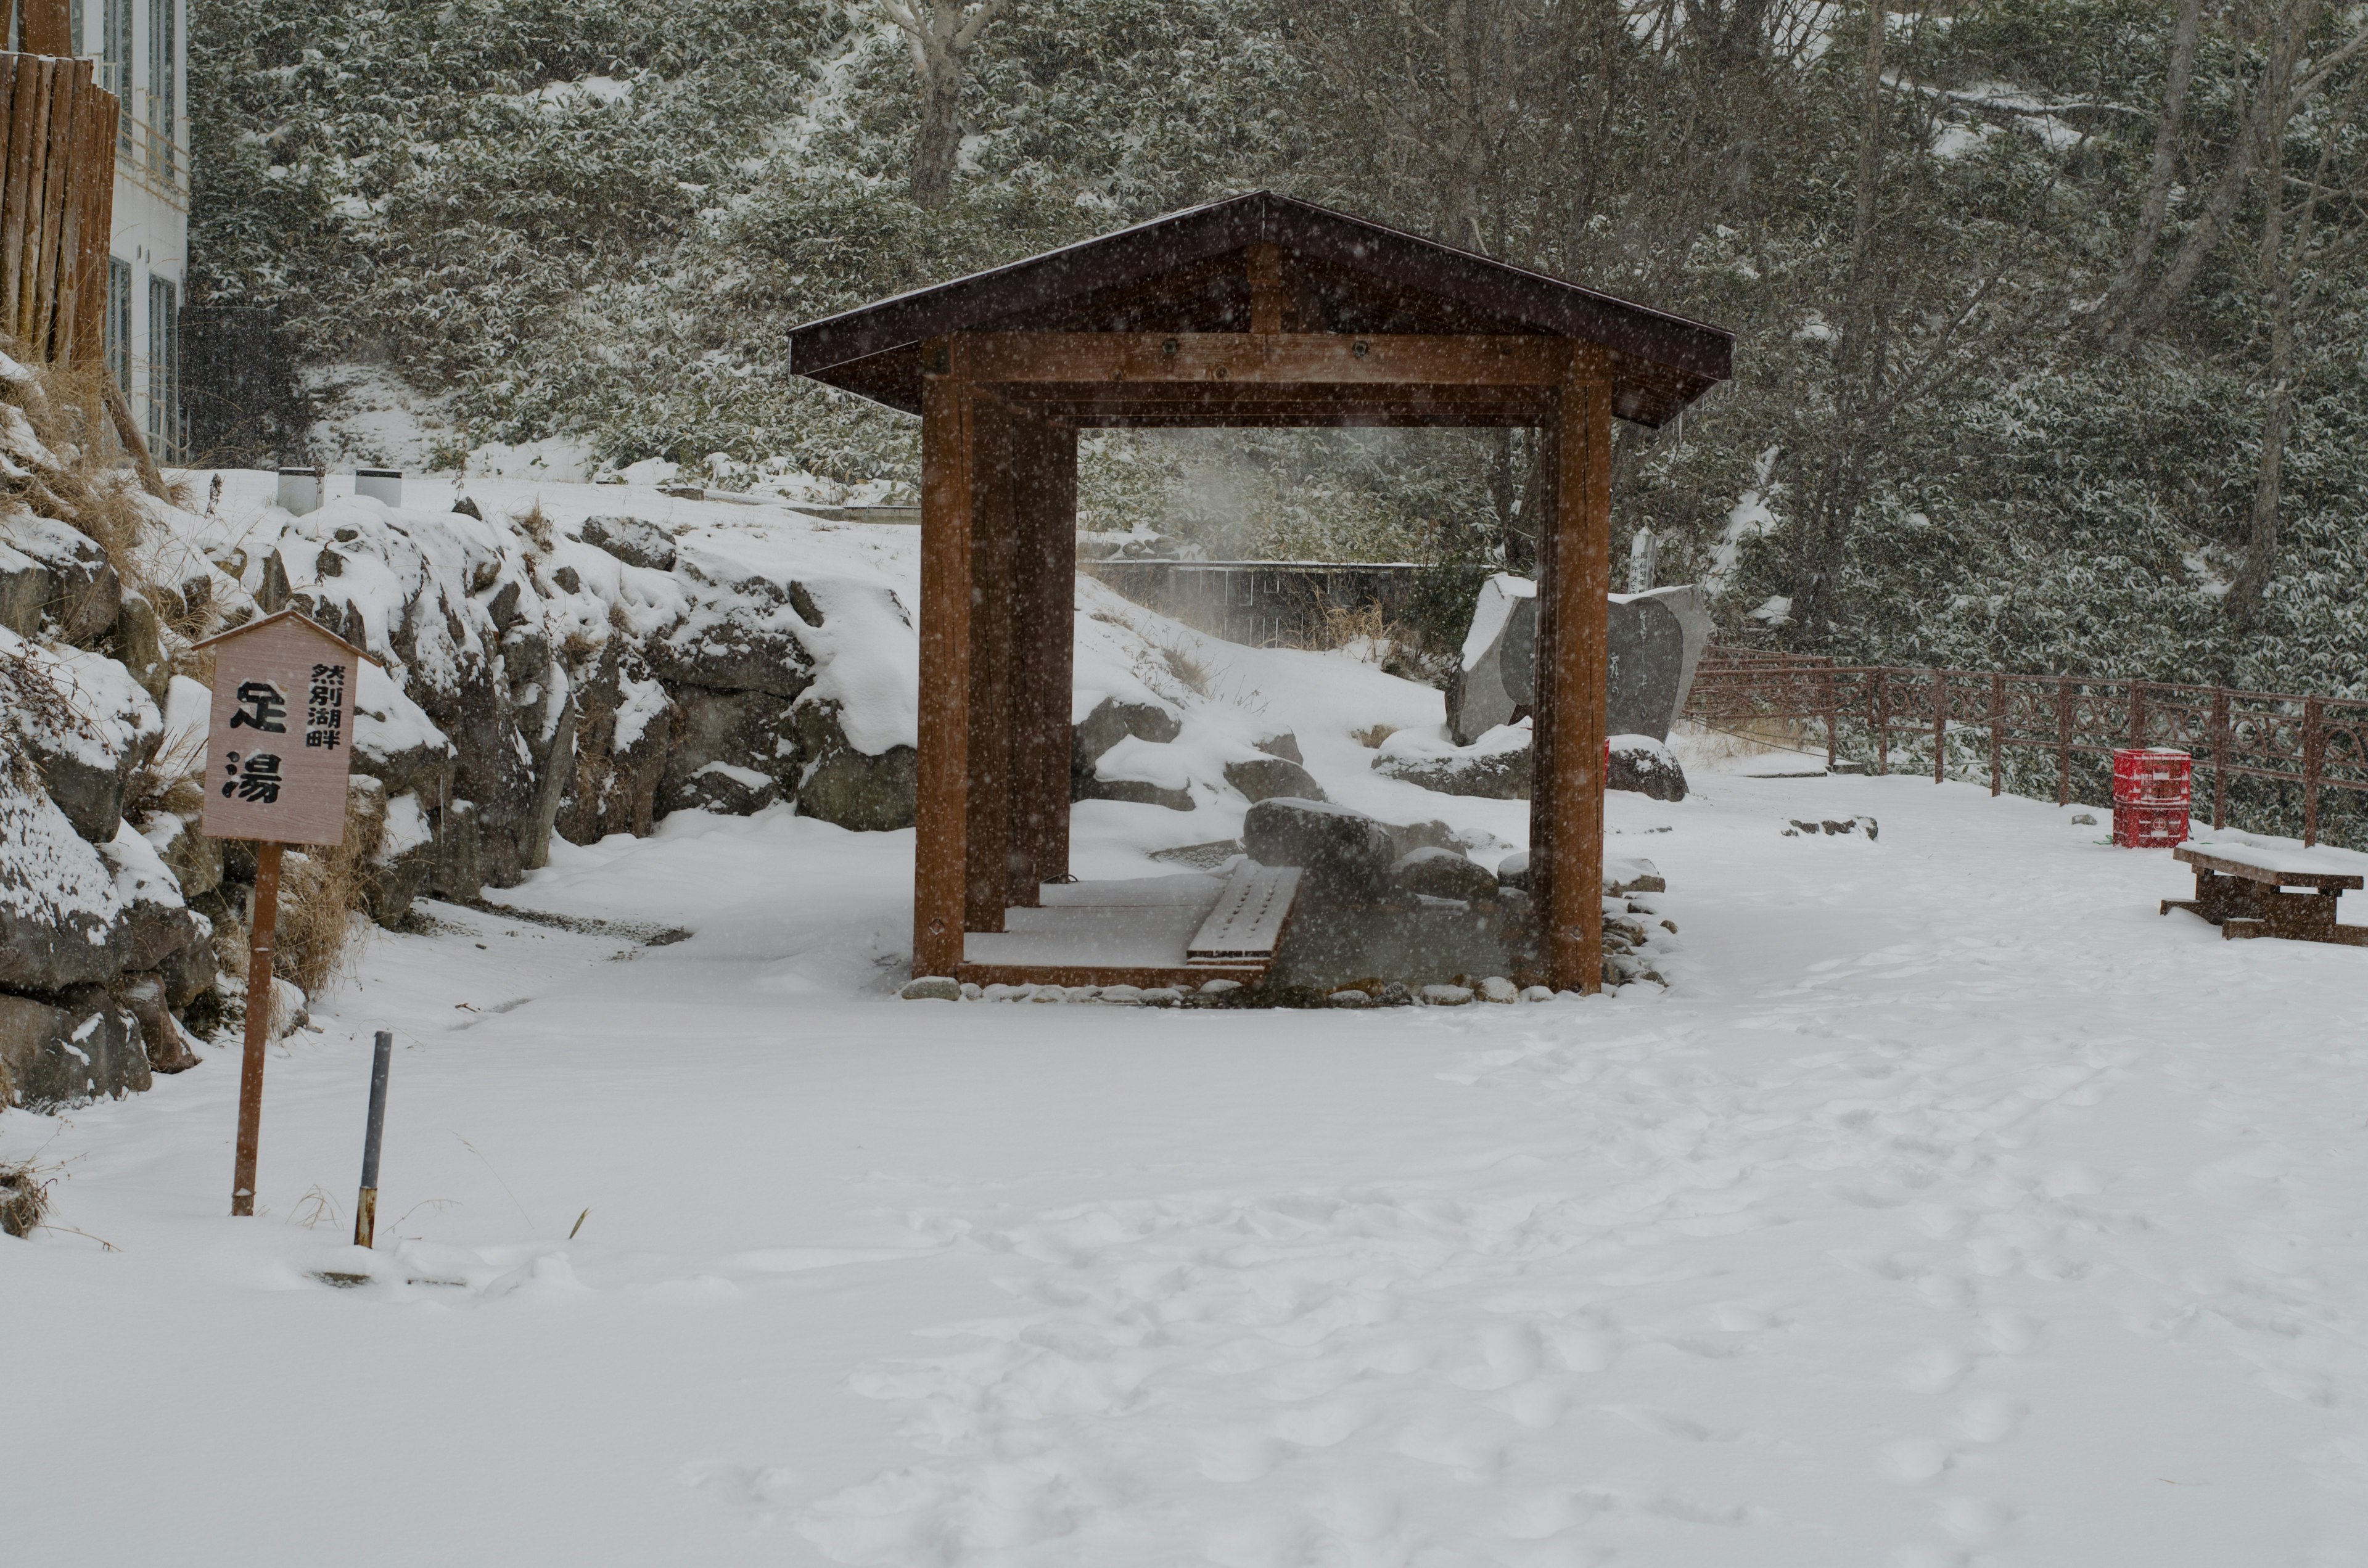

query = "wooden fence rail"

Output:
[[0, 49, 118, 364], [1683, 652, 2368, 848]]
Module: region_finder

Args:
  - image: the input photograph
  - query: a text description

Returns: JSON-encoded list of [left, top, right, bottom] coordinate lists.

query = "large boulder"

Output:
[[1243, 797, 1396, 909], [1610, 733, 1689, 802], [793, 699, 916, 831], [648, 554, 822, 699], [0, 987, 150, 1108], [352, 662, 459, 803], [1392, 847, 1499, 903], [0, 777, 133, 991], [1375, 724, 1687, 802], [120, 972, 202, 1074], [1224, 755, 1325, 805], [430, 799, 484, 902], [660, 687, 797, 816], [1447, 575, 1712, 745], [1079, 732, 1195, 813], [104, 591, 170, 704], [12, 634, 162, 844], [580, 515, 677, 572], [0, 538, 51, 636], [1072, 696, 1183, 788], [366, 792, 438, 924], [1372, 723, 1533, 800], [1, 514, 120, 644], [141, 811, 222, 901], [557, 660, 675, 844]]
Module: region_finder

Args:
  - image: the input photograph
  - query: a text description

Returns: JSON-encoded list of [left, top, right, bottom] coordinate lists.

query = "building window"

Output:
[[106, 258, 131, 395], [104, 0, 133, 138], [147, 273, 179, 461], [145, 0, 174, 181]]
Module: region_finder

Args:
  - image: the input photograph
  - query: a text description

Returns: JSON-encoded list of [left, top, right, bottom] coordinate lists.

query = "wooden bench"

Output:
[[2162, 842, 2368, 947]]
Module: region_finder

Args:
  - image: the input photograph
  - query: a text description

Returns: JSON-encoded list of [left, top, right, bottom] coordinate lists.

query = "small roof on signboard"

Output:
[[190, 607, 384, 667], [787, 190, 1735, 427]]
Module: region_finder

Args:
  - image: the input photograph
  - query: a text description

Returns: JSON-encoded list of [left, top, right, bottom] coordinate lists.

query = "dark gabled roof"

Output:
[[786, 191, 1732, 428]]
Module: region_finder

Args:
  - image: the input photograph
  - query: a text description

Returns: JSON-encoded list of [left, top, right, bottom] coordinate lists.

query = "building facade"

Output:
[[15, 0, 187, 461]]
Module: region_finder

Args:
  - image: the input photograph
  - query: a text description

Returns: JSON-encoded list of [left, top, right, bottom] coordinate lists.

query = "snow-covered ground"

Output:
[[7, 750, 2368, 1565]]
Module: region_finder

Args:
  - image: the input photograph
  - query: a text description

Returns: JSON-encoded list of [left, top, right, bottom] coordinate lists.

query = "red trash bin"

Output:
[[2111, 748, 2190, 846]]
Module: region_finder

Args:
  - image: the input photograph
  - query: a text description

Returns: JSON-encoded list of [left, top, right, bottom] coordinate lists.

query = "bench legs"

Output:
[[2222, 893, 2368, 946], [2164, 869, 2367, 946]]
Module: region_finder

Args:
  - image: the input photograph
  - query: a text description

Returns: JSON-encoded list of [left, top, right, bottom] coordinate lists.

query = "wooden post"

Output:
[[1823, 670, 1838, 771], [1006, 417, 1076, 900], [2129, 680, 2147, 749], [1932, 668, 1947, 784], [913, 342, 976, 977], [28, 58, 72, 352], [20, 0, 72, 54], [2303, 697, 2323, 847], [1875, 670, 1889, 775], [1529, 417, 1561, 959], [231, 843, 284, 1217], [2211, 686, 2230, 829], [964, 396, 1019, 935], [7, 58, 52, 343], [1532, 356, 1610, 994], [2057, 677, 2073, 806], [1989, 673, 2004, 796]]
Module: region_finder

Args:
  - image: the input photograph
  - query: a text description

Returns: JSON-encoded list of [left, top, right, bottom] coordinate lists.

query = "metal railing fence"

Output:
[[1684, 651, 2368, 850]]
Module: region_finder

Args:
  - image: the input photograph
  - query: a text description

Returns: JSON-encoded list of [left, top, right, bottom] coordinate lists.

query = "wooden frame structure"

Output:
[[790, 192, 1732, 993], [0, 39, 118, 364]]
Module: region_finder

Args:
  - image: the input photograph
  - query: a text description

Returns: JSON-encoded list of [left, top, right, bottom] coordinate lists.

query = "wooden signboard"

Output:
[[191, 610, 373, 1216]]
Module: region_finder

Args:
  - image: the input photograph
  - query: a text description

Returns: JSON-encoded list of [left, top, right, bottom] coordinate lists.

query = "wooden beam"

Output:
[[6, 57, 51, 343], [964, 397, 1020, 934], [913, 347, 976, 978], [1534, 352, 1613, 993], [962, 332, 1569, 388], [65, 67, 113, 364], [1248, 242, 1283, 334], [1064, 408, 1547, 430], [27, 56, 73, 354]]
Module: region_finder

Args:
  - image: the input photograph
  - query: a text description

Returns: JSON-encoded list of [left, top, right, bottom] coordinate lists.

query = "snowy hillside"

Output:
[[7, 747, 2366, 1562]]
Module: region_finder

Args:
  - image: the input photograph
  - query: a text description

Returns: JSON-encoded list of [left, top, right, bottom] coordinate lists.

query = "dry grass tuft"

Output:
[[1312, 599, 1391, 652], [1, 1161, 52, 1238], [124, 724, 207, 821], [0, 345, 163, 597], [273, 787, 385, 1000], [514, 501, 555, 554], [1154, 640, 1212, 696]]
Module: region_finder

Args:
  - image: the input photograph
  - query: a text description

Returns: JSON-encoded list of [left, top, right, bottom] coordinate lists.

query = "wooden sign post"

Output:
[[192, 610, 373, 1217]]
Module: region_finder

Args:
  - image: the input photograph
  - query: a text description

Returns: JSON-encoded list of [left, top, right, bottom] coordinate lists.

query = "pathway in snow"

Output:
[[4, 764, 2366, 1566]]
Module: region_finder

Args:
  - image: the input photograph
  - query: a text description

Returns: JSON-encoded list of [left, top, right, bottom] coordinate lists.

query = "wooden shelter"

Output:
[[788, 192, 1732, 993]]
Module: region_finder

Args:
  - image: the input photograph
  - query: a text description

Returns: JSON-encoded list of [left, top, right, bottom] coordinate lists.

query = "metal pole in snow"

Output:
[[353, 1030, 393, 1249]]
